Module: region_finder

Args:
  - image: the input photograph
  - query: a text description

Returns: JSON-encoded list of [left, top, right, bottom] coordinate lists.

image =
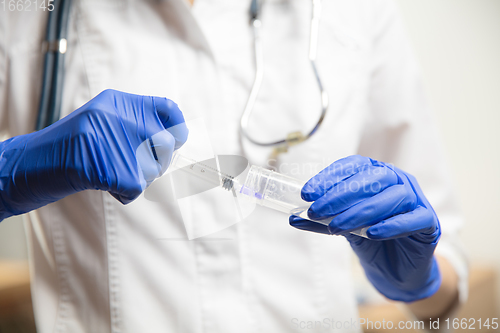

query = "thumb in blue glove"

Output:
[[0, 89, 188, 221], [289, 155, 441, 302]]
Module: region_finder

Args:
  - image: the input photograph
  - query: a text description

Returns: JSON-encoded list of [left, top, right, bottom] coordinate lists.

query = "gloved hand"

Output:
[[0, 89, 188, 221], [290, 155, 441, 302]]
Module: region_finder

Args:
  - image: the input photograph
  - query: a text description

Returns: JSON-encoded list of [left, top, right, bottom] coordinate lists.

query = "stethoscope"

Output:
[[37, 0, 328, 154], [36, 0, 72, 131], [241, 0, 328, 155]]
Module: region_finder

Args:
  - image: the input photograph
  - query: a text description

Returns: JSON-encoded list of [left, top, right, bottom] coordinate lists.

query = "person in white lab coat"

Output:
[[0, 0, 467, 332]]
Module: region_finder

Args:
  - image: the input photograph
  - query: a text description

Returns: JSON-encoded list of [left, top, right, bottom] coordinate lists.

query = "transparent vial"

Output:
[[240, 165, 369, 238], [169, 152, 368, 238]]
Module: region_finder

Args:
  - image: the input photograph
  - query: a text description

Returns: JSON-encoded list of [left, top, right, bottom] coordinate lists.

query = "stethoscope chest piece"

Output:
[[240, 0, 329, 156]]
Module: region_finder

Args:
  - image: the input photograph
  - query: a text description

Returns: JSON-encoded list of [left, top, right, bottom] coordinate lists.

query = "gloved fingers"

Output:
[[289, 215, 332, 235], [344, 233, 371, 248], [302, 155, 374, 202], [136, 130, 176, 188], [307, 165, 398, 220], [398, 170, 435, 211], [109, 130, 176, 205], [147, 130, 177, 177], [366, 205, 439, 242], [327, 184, 418, 234], [92, 90, 188, 150], [93, 89, 140, 112], [108, 178, 144, 205], [152, 97, 188, 149], [109, 191, 141, 205]]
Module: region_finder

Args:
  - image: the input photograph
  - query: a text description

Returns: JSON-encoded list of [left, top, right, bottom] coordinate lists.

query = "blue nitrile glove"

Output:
[[289, 155, 441, 302], [0, 89, 188, 222]]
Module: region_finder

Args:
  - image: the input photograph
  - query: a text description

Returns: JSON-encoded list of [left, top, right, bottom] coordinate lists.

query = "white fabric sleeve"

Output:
[[357, 0, 469, 306], [0, 11, 8, 138]]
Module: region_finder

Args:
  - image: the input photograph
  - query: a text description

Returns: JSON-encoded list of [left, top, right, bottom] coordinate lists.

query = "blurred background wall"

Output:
[[0, 216, 27, 260]]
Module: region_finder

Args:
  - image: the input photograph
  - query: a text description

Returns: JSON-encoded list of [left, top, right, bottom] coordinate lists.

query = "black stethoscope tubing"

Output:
[[36, 0, 72, 130]]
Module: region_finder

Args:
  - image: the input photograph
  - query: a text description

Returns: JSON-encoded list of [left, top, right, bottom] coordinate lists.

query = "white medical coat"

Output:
[[0, 0, 467, 332]]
